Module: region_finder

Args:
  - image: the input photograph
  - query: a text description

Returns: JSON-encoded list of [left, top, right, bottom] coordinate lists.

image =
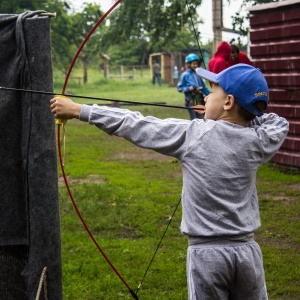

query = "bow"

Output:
[[56, 1, 206, 298], [56, 1, 138, 299]]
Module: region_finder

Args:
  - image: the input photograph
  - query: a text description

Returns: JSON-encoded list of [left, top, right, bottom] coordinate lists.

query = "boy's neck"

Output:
[[218, 111, 248, 127], [221, 99, 249, 127]]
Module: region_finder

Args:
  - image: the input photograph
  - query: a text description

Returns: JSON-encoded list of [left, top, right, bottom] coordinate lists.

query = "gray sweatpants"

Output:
[[187, 238, 268, 300]]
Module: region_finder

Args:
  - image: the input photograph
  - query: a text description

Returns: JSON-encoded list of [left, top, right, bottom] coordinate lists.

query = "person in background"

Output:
[[50, 64, 288, 300], [177, 53, 210, 120], [172, 65, 179, 86], [152, 60, 162, 86], [208, 41, 231, 73], [228, 44, 251, 67]]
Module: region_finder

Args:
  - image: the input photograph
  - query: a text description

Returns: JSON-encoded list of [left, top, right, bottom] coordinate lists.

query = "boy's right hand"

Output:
[[192, 104, 205, 114], [50, 97, 82, 120]]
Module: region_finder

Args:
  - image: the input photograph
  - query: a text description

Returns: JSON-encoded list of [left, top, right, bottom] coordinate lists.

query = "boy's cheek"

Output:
[[203, 109, 210, 120]]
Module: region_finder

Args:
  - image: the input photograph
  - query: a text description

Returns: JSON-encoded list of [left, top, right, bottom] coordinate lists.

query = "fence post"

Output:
[[120, 65, 123, 80], [106, 64, 109, 79]]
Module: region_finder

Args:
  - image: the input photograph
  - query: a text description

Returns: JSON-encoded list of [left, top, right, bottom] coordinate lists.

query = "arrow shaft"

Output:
[[0, 86, 204, 111]]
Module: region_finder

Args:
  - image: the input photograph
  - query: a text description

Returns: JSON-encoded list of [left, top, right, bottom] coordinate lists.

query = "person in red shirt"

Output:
[[208, 41, 231, 73], [228, 44, 251, 67]]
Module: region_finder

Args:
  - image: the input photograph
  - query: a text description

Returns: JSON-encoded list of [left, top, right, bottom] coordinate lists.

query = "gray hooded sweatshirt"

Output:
[[80, 104, 289, 238]]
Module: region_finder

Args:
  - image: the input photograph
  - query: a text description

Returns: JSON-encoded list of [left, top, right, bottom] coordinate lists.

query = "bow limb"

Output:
[[57, 1, 138, 299]]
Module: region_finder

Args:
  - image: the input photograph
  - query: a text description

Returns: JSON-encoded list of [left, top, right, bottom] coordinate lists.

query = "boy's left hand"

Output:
[[50, 97, 82, 120]]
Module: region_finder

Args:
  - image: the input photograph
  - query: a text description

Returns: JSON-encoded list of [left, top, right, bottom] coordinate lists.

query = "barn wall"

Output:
[[248, 0, 300, 168]]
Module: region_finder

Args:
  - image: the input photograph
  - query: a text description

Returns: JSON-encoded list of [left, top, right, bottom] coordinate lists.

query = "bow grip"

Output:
[[56, 118, 67, 125], [54, 94, 67, 125]]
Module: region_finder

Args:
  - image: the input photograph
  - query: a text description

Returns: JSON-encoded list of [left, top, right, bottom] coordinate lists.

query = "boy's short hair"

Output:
[[237, 101, 267, 122], [196, 64, 269, 117], [231, 44, 240, 54]]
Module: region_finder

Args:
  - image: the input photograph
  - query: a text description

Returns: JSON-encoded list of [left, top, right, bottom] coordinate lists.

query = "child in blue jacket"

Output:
[[177, 53, 210, 120]]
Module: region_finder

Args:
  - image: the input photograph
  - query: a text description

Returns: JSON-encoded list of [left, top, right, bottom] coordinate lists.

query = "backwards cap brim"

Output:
[[196, 68, 218, 82]]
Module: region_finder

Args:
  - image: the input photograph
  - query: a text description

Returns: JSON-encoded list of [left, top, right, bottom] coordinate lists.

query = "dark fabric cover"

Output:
[[0, 11, 62, 299]]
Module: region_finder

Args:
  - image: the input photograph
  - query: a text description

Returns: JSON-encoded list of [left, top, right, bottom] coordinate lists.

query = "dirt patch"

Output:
[[256, 231, 300, 251], [259, 194, 298, 203], [108, 146, 172, 162], [58, 174, 105, 186], [259, 182, 300, 204], [281, 182, 300, 192]]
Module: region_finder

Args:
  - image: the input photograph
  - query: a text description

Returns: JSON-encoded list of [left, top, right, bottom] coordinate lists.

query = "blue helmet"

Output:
[[185, 53, 199, 63]]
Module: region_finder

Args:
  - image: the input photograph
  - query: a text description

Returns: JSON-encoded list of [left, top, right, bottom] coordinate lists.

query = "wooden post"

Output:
[[105, 64, 109, 78], [120, 65, 124, 80], [101, 53, 111, 79], [212, 0, 223, 54], [133, 68, 136, 80]]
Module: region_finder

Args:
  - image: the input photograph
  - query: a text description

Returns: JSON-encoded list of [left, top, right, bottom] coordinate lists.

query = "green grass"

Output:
[[55, 68, 300, 300]]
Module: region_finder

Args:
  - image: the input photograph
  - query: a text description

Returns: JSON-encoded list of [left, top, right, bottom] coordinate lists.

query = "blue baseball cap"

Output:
[[196, 64, 269, 116]]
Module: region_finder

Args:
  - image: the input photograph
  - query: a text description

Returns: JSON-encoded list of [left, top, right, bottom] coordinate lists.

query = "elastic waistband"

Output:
[[188, 233, 254, 246]]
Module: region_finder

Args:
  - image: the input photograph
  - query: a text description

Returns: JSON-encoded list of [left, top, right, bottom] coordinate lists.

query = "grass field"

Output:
[[54, 68, 300, 300]]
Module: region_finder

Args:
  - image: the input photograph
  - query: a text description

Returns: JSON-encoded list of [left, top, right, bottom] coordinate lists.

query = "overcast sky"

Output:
[[69, 0, 249, 44]]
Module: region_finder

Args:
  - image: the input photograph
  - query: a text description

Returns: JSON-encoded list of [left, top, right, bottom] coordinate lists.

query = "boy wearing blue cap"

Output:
[[50, 64, 288, 300]]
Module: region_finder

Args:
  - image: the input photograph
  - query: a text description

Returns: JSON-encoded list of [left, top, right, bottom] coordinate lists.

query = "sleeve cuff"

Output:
[[79, 104, 91, 122]]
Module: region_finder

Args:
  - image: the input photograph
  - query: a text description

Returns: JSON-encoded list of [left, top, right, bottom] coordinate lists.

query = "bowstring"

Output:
[[186, 0, 207, 70], [135, 197, 181, 295]]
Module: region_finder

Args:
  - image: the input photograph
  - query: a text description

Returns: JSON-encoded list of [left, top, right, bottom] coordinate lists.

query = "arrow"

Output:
[[0, 86, 205, 111]]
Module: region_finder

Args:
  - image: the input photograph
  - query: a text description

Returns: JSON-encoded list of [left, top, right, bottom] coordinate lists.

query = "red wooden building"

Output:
[[248, 0, 300, 168]]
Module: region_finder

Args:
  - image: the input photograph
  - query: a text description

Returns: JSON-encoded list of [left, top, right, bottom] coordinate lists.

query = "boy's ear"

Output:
[[223, 94, 235, 111]]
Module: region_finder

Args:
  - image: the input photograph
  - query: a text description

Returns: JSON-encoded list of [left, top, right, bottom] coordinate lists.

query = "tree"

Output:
[[43, 1, 75, 73], [0, 0, 34, 13], [104, 0, 204, 58], [231, 0, 280, 36], [70, 3, 109, 83], [0, 0, 75, 73]]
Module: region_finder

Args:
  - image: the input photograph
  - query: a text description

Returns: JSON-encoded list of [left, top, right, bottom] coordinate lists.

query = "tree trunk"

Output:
[[81, 53, 89, 84]]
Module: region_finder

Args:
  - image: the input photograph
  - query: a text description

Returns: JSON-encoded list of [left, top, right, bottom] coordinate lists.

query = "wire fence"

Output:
[[106, 65, 150, 80]]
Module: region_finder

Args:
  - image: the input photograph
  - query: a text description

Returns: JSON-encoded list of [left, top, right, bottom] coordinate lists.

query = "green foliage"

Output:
[[105, 40, 149, 66], [0, 0, 75, 72], [71, 3, 107, 56], [106, 0, 203, 53], [0, 1, 209, 80], [230, 0, 280, 36], [54, 69, 300, 299], [0, 0, 35, 13], [47, 2, 75, 72]]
